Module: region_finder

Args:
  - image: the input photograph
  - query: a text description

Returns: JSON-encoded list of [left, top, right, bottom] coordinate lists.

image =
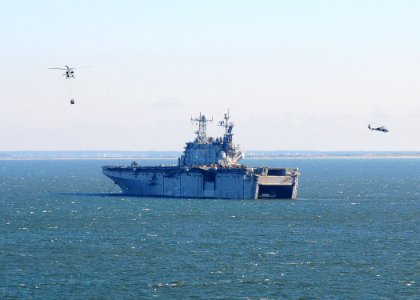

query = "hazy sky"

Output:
[[1, 0, 419, 151]]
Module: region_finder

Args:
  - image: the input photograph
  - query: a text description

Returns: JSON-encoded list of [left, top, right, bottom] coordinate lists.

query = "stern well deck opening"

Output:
[[257, 185, 294, 199]]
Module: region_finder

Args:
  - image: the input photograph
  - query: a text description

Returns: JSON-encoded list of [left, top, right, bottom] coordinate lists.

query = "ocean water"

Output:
[[0, 158, 418, 299]]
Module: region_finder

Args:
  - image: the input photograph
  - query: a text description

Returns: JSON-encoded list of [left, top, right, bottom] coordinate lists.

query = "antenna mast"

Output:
[[191, 112, 213, 143], [218, 110, 234, 135]]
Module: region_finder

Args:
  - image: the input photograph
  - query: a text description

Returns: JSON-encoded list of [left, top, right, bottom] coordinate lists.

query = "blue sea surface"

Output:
[[0, 158, 418, 299]]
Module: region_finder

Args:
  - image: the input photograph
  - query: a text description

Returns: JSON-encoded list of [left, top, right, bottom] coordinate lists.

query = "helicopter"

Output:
[[70, 99, 75, 105], [48, 65, 75, 79], [368, 124, 389, 133]]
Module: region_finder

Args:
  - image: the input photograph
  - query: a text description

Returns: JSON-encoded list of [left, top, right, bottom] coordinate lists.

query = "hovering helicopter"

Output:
[[48, 65, 75, 79], [368, 124, 389, 133], [70, 99, 75, 105]]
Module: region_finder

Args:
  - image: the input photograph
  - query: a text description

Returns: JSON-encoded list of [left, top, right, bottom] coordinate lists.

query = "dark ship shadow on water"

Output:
[[57, 193, 298, 201]]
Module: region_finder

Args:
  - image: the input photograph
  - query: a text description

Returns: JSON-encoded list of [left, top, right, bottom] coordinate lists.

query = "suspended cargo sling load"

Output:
[[102, 112, 300, 199]]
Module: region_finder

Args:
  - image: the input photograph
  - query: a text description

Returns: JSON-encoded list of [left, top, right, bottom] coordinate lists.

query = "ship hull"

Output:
[[103, 165, 298, 200]]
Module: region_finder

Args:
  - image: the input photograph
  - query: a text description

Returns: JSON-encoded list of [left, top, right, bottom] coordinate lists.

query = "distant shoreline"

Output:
[[1, 155, 420, 161], [2, 150, 420, 160], [0, 157, 178, 161], [250, 155, 420, 159], [0, 157, 175, 161]]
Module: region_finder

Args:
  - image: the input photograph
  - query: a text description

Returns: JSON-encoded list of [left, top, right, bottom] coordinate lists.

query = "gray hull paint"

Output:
[[102, 112, 300, 200], [103, 166, 299, 199]]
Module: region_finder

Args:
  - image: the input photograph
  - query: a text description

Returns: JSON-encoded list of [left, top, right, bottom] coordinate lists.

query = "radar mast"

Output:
[[191, 113, 213, 144], [218, 110, 234, 145]]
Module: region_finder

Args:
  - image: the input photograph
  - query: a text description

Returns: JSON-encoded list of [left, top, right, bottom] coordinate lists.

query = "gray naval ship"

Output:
[[102, 112, 299, 199]]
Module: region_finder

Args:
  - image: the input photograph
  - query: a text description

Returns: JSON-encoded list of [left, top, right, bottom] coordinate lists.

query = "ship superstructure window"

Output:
[[267, 169, 286, 176]]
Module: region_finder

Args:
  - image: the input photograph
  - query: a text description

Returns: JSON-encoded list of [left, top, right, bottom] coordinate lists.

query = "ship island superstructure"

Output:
[[102, 112, 299, 199]]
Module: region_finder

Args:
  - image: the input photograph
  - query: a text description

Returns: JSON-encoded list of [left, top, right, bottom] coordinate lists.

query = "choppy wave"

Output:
[[0, 159, 418, 299]]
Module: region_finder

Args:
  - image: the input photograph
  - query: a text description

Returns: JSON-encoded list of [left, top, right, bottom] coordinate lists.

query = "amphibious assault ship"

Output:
[[102, 112, 299, 199]]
